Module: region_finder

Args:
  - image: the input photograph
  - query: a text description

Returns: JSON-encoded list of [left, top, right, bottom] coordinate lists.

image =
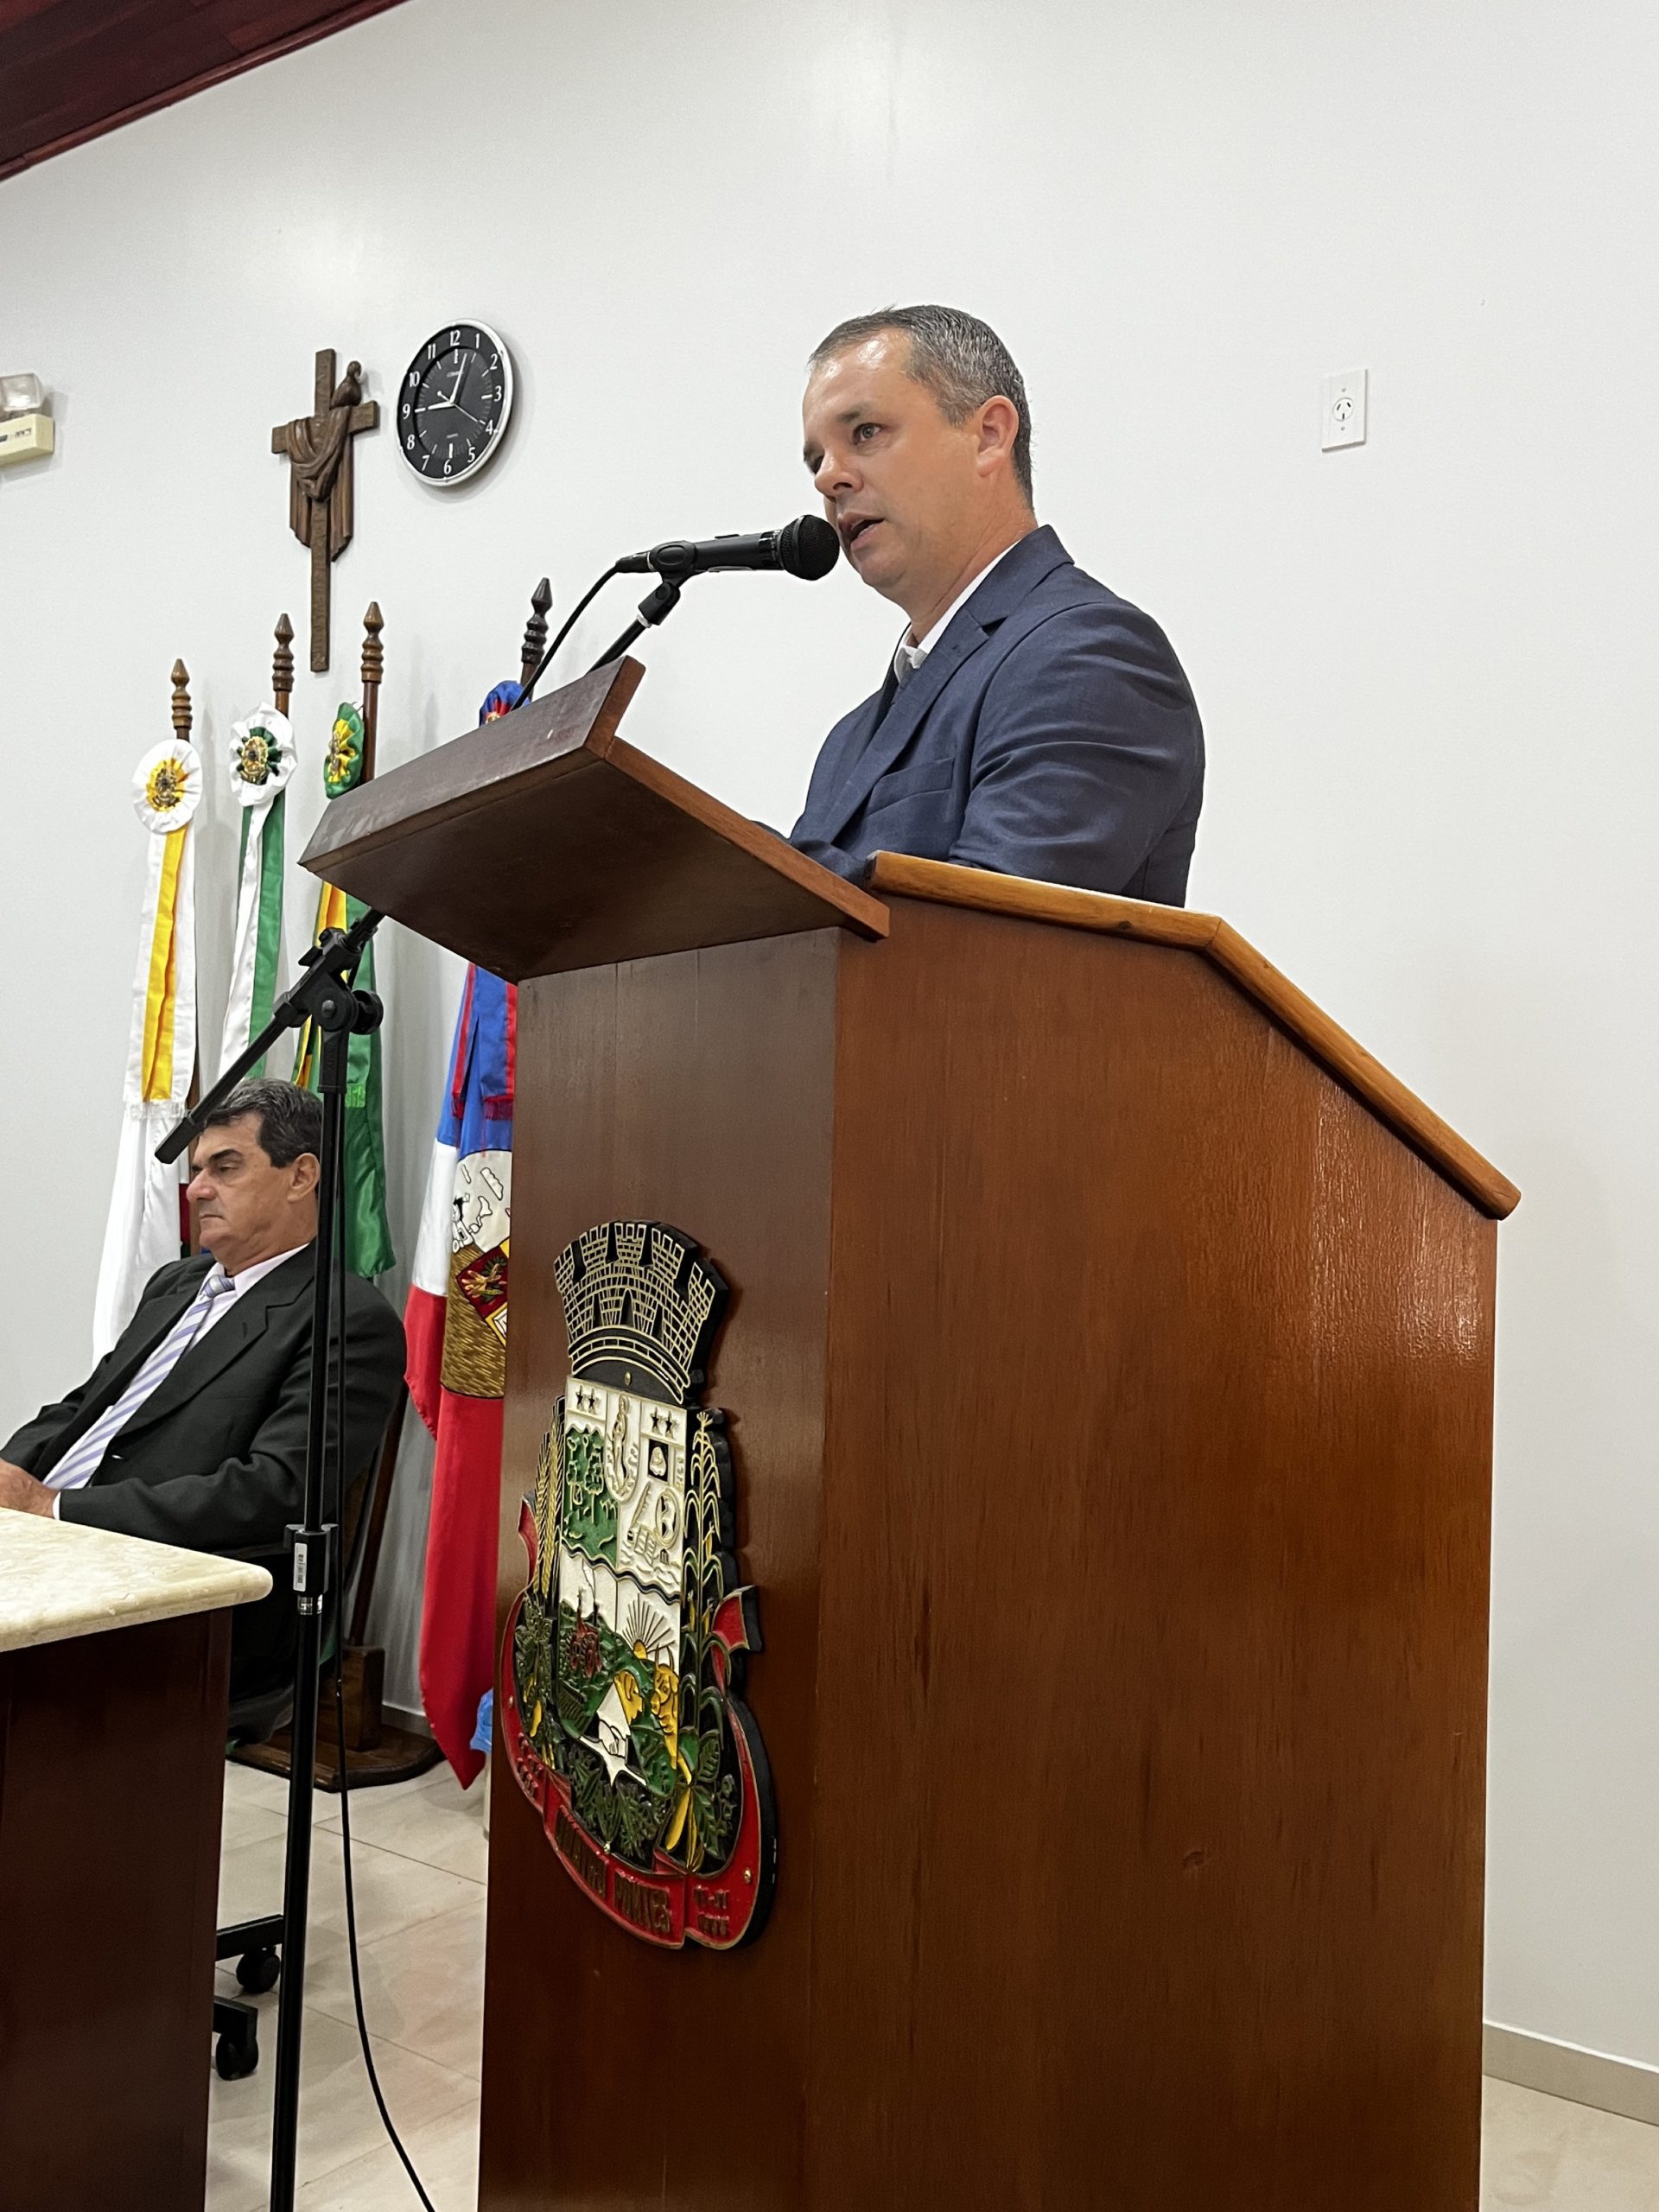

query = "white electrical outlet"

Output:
[[1320, 370, 1367, 451]]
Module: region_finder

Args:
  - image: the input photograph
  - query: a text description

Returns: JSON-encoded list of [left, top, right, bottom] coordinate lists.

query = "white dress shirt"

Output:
[[48, 1242, 311, 1516], [891, 541, 1020, 688]]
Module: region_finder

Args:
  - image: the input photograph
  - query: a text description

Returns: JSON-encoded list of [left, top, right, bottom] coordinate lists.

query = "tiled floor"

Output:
[[1483, 2080, 1659, 2209], [210, 1758, 1659, 2209], [208, 1758, 485, 2210]]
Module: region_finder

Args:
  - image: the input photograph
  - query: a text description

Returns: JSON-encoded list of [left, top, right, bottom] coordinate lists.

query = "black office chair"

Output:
[[211, 1672, 295, 2081], [211, 1452, 383, 2082]]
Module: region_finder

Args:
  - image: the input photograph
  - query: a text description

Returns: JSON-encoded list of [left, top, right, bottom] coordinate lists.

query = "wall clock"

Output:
[[397, 321, 514, 487]]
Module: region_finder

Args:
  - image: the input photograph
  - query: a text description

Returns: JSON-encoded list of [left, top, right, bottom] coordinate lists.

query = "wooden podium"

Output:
[[304, 661, 1517, 2212]]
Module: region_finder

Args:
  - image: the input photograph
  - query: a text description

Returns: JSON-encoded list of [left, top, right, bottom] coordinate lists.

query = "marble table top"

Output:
[[0, 1512, 272, 1653]]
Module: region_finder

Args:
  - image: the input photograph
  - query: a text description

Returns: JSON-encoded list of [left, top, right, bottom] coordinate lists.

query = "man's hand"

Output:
[[0, 1459, 54, 1516]]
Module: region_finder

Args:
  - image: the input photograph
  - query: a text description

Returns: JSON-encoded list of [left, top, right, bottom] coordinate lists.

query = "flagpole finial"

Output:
[[273, 613, 295, 714], [170, 660, 192, 740], [360, 602, 385, 780], [520, 576, 552, 691]]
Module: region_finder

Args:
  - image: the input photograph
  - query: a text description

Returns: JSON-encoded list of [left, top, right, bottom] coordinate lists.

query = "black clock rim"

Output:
[[397, 319, 515, 488]]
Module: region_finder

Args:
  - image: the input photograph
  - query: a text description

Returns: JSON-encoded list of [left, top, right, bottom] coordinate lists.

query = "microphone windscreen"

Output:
[[778, 514, 841, 581]]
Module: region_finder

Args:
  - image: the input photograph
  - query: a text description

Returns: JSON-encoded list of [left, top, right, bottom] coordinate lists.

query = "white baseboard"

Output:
[[1484, 2023, 1659, 2128], [384, 1699, 434, 1742]]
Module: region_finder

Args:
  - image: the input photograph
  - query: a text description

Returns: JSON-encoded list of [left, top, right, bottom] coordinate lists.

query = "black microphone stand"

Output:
[[156, 906, 385, 2212]]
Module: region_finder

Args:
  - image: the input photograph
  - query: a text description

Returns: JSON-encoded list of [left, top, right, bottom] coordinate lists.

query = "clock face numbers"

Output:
[[398, 323, 513, 486]]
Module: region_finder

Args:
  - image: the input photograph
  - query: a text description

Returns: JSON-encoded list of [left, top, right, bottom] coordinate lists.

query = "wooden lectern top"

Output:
[[298, 658, 887, 982], [868, 852, 1520, 1219]]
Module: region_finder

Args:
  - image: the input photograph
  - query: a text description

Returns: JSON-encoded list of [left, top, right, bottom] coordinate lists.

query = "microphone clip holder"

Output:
[[586, 575, 683, 673], [154, 908, 385, 1166]]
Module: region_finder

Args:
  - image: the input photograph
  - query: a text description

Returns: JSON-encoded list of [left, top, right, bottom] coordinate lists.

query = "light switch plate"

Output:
[[1320, 370, 1367, 451]]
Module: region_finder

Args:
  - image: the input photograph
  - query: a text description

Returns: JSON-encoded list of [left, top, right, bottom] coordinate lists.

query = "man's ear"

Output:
[[974, 395, 1021, 479], [292, 1153, 321, 1202]]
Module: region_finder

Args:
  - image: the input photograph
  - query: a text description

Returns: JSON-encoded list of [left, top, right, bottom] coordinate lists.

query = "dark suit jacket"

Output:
[[790, 524, 1204, 902], [4, 1247, 405, 1700]]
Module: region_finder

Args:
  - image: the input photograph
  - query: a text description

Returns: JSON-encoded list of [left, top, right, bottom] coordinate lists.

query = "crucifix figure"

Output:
[[271, 349, 378, 672]]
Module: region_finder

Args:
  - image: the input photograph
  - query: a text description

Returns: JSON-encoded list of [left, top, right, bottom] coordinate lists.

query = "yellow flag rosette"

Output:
[[130, 739, 203, 834]]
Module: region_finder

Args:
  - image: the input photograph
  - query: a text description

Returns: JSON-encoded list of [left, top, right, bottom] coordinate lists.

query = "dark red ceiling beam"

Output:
[[0, 0, 412, 183]]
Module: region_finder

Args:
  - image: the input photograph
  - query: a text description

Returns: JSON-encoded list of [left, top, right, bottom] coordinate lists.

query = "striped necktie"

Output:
[[48, 1268, 237, 1491]]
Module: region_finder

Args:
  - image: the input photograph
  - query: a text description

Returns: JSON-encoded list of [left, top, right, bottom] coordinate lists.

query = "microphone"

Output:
[[616, 515, 840, 583], [519, 516, 839, 702]]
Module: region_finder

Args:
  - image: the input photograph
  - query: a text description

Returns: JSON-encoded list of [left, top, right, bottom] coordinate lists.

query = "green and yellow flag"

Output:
[[292, 700, 394, 1279]]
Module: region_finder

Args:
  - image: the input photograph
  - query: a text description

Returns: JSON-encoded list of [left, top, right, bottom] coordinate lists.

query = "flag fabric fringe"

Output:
[[218, 706, 296, 1079], [93, 737, 202, 1357]]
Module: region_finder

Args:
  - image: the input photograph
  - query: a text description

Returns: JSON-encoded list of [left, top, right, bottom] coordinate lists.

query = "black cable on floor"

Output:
[[326, 1147, 438, 2212], [332, 1631, 439, 2209]]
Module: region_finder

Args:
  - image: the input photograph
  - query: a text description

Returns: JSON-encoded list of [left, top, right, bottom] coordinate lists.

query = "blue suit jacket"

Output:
[[789, 525, 1204, 903]]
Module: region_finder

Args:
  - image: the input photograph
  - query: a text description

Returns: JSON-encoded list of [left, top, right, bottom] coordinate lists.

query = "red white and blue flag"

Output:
[[408, 683, 521, 1784]]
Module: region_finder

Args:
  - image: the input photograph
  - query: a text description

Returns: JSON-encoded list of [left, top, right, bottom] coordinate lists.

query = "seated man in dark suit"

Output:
[[0, 1078, 405, 1699], [792, 303, 1204, 901]]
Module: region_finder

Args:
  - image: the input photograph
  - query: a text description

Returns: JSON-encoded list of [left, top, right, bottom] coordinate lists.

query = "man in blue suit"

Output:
[[791, 305, 1203, 903]]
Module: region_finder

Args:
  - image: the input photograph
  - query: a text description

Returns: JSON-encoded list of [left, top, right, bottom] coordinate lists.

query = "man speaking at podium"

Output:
[[0, 1079, 404, 1699], [792, 304, 1204, 901]]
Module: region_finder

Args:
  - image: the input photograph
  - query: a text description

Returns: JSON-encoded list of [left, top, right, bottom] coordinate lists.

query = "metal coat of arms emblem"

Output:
[[499, 1220, 776, 1948]]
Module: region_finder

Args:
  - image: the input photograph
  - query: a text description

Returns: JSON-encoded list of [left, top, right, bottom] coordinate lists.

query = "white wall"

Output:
[[3, 0, 1655, 2065]]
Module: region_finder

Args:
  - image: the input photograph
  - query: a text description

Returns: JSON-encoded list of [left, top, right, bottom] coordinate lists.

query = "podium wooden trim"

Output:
[[868, 852, 1520, 1219]]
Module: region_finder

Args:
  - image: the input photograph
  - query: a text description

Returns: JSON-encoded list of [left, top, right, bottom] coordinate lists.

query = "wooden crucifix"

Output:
[[271, 350, 378, 674]]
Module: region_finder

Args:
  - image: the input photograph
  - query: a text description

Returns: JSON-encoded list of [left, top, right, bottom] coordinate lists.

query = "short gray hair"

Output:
[[809, 303, 1033, 501], [201, 1078, 321, 1168]]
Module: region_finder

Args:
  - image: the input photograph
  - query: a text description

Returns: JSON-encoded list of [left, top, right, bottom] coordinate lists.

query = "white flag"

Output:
[[92, 738, 202, 1357]]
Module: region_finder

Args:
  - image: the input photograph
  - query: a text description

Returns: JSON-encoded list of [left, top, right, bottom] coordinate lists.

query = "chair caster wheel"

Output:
[[235, 1948, 281, 1993], [214, 2024, 259, 2080]]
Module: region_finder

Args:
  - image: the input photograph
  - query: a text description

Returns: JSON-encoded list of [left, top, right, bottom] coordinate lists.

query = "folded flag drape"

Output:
[[93, 734, 202, 1357], [410, 678, 521, 1785], [292, 700, 394, 1280], [218, 707, 296, 1079]]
